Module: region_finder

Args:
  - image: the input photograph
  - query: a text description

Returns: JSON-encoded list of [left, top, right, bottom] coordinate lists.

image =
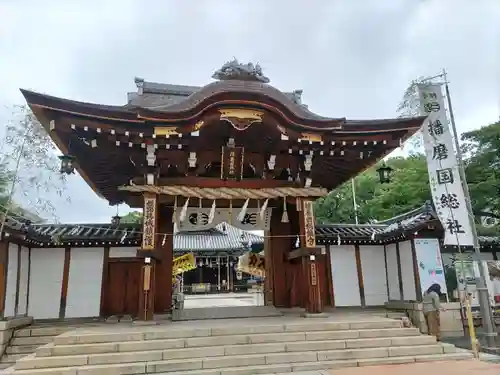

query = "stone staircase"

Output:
[[0, 324, 75, 371], [7, 317, 473, 374]]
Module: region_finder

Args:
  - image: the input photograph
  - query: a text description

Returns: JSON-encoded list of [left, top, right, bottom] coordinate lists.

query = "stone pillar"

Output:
[[137, 193, 158, 321]]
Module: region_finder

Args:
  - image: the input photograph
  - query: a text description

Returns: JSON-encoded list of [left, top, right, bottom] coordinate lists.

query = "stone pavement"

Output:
[[274, 360, 500, 375]]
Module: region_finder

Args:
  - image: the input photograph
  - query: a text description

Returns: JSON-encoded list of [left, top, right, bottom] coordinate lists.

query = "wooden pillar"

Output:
[[354, 244, 366, 307], [59, 246, 71, 319], [383, 245, 390, 301], [269, 207, 291, 307], [395, 242, 404, 300], [154, 206, 173, 314], [137, 193, 158, 321], [263, 229, 274, 305], [0, 241, 8, 319], [299, 199, 322, 314], [14, 244, 21, 316], [99, 246, 110, 317], [410, 239, 423, 301], [325, 244, 335, 307]]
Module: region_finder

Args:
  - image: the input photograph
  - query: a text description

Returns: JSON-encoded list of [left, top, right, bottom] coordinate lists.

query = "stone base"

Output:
[[301, 312, 330, 319], [385, 301, 464, 337], [0, 316, 33, 355], [172, 305, 283, 321]]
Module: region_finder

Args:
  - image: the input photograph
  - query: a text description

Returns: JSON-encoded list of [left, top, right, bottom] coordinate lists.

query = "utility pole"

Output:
[[441, 69, 497, 349]]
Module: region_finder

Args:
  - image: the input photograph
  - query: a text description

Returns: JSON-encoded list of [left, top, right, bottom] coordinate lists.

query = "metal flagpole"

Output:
[[351, 178, 359, 225], [442, 69, 497, 348]]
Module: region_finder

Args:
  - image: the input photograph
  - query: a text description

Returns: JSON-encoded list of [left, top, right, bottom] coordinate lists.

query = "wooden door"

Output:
[[103, 260, 141, 317]]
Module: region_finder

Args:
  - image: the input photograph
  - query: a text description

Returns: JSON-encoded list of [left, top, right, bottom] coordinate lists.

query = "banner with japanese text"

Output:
[[417, 83, 474, 246], [414, 238, 447, 297]]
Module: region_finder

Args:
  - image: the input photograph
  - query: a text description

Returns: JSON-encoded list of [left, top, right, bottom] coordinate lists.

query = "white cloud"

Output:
[[1, 0, 499, 222]]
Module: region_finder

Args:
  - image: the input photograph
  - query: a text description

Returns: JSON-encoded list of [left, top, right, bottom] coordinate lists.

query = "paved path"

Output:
[[274, 360, 500, 375]]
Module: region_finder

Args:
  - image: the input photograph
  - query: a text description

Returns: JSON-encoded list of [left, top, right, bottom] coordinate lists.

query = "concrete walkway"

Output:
[[274, 360, 500, 375]]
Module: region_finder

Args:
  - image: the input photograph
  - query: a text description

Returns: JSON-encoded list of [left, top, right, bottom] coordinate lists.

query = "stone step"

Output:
[[52, 320, 405, 346], [36, 334, 435, 357], [14, 326, 73, 338], [10, 336, 53, 347], [172, 306, 282, 321], [15, 343, 455, 371], [5, 345, 40, 355], [1, 354, 27, 365], [10, 352, 474, 375]]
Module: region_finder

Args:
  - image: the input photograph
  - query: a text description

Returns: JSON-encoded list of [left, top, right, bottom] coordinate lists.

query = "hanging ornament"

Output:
[[172, 196, 178, 223], [296, 197, 302, 211], [281, 196, 289, 223], [179, 197, 190, 222], [237, 198, 250, 222], [337, 234, 341, 246], [162, 234, 166, 246], [208, 200, 216, 224], [371, 231, 376, 241], [260, 199, 269, 221], [229, 200, 233, 224], [199, 196, 202, 209]]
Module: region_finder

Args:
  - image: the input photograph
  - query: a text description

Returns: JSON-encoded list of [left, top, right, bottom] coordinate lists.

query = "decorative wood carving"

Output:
[[218, 108, 264, 131]]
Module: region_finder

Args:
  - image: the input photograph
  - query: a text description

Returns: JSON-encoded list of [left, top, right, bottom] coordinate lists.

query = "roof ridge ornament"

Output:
[[212, 58, 270, 83]]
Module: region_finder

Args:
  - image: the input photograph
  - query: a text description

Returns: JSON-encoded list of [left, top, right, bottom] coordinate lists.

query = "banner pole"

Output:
[[442, 69, 497, 349]]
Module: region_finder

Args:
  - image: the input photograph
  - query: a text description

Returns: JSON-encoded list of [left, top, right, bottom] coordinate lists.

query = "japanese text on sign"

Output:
[[310, 263, 317, 286], [417, 83, 473, 246], [142, 195, 156, 250], [303, 200, 316, 248]]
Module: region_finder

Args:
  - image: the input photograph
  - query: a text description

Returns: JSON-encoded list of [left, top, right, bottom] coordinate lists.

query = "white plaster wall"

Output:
[[359, 245, 388, 306], [386, 244, 401, 300], [329, 245, 361, 306], [399, 241, 417, 301], [17, 246, 30, 316], [4, 243, 18, 317], [65, 247, 105, 318], [28, 248, 65, 319], [109, 247, 136, 258]]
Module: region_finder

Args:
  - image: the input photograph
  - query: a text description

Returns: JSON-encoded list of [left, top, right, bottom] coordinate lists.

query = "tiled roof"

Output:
[[24, 221, 263, 252]]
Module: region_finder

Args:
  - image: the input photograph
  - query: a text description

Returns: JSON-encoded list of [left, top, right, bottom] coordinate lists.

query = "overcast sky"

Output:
[[1, 0, 499, 224]]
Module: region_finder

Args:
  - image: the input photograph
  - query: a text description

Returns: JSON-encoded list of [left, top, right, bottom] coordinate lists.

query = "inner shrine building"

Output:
[[21, 60, 425, 320]]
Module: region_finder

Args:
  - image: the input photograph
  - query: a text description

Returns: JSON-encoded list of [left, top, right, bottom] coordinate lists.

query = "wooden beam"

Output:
[[59, 246, 71, 319], [395, 242, 404, 300], [99, 246, 110, 317], [354, 244, 365, 307], [410, 239, 422, 301], [287, 247, 323, 260]]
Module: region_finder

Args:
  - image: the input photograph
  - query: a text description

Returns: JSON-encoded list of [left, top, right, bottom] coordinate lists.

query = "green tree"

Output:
[[315, 155, 431, 224], [121, 211, 143, 224]]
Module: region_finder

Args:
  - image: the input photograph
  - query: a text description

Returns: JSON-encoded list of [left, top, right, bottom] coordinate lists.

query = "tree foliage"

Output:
[[121, 211, 143, 224], [314, 121, 500, 236], [0, 105, 68, 221]]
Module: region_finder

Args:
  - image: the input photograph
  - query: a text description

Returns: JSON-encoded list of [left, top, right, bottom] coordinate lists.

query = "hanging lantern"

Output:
[[111, 214, 121, 227], [376, 163, 393, 184], [59, 155, 76, 174]]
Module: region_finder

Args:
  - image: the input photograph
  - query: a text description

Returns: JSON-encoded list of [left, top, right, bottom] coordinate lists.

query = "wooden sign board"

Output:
[[303, 200, 316, 248], [221, 146, 244, 180], [142, 195, 157, 250], [310, 263, 317, 286]]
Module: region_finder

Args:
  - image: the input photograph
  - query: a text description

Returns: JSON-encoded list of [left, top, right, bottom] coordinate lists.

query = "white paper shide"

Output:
[[417, 83, 474, 246]]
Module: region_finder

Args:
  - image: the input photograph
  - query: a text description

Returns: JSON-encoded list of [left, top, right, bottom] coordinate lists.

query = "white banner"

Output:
[[176, 208, 272, 232], [414, 238, 447, 297], [417, 83, 474, 246]]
